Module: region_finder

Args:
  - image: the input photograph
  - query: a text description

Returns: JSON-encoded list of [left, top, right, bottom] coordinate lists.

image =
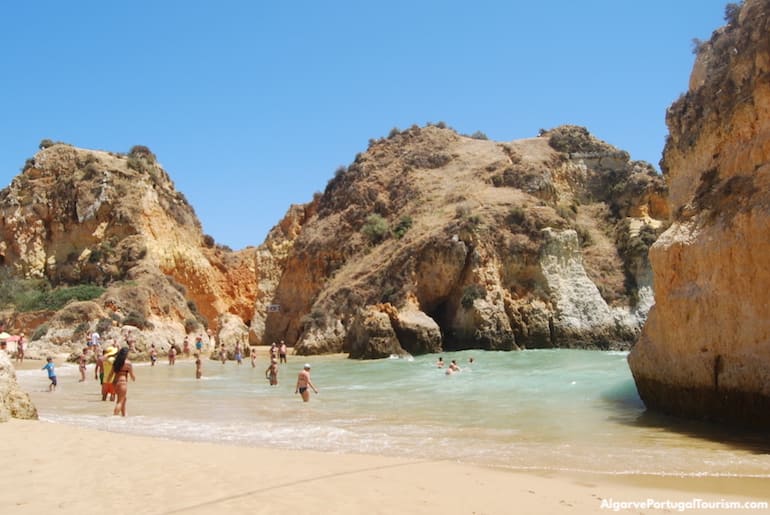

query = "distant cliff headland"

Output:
[[0, 124, 667, 360]]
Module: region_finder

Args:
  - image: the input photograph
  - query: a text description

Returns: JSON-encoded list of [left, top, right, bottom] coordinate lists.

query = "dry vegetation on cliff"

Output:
[[258, 123, 668, 357], [0, 142, 257, 358]]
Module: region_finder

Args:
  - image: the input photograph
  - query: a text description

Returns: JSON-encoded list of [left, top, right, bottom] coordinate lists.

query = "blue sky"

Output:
[[1, 1, 728, 250]]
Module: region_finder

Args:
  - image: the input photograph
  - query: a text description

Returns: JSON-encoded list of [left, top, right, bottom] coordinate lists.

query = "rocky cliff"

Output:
[[628, 0, 770, 427], [0, 143, 257, 356], [0, 351, 37, 422], [256, 124, 668, 357]]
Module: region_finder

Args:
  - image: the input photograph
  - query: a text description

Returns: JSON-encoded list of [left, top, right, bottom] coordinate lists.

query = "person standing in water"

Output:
[[182, 336, 190, 358], [234, 342, 243, 365], [279, 340, 287, 363], [194, 352, 202, 379], [265, 358, 279, 386], [100, 346, 118, 401], [295, 363, 318, 402], [78, 348, 88, 382], [42, 357, 57, 392], [107, 347, 135, 416]]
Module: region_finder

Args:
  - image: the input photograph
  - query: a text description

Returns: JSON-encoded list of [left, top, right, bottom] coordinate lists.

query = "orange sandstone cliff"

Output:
[[0, 144, 256, 356], [256, 124, 668, 357], [628, 0, 770, 427]]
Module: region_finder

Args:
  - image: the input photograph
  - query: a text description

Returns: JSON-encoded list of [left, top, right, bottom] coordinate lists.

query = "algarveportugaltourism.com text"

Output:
[[600, 498, 768, 512]]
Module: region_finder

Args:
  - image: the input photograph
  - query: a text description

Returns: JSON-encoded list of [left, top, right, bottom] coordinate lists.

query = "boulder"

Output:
[[0, 351, 38, 422]]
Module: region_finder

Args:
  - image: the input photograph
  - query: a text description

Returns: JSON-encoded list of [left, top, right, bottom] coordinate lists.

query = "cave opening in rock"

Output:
[[425, 298, 453, 351]]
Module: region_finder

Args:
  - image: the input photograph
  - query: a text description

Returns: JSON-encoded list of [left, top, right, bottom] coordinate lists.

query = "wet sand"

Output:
[[0, 418, 767, 514]]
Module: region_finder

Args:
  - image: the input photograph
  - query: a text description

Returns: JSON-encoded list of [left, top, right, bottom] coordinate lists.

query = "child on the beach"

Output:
[[42, 357, 57, 392]]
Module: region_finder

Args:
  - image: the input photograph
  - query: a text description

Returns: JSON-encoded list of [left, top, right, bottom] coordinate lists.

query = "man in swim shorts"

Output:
[[295, 363, 318, 402]]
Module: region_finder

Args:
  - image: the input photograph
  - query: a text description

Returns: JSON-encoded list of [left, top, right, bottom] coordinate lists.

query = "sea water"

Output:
[[17, 349, 770, 477]]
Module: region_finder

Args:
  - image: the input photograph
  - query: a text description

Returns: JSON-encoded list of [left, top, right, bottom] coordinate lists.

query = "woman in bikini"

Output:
[[78, 347, 88, 382], [107, 347, 135, 417]]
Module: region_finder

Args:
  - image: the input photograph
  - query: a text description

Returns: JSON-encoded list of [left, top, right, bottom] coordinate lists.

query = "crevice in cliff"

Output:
[[713, 354, 723, 392]]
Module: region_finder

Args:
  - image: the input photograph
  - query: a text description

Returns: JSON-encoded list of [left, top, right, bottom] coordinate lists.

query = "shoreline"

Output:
[[0, 419, 767, 515]]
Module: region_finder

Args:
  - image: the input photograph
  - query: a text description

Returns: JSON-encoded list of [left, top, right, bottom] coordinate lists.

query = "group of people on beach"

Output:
[[37, 336, 320, 416]]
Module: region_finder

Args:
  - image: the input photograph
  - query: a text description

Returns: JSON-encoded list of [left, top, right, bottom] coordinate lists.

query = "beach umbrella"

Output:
[[0, 332, 10, 341]]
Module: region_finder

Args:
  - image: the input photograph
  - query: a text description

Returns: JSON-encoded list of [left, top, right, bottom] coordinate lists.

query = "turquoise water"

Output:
[[17, 349, 770, 477]]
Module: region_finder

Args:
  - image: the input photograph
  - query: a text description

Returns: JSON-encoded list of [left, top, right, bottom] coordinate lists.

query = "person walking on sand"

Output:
[[265, 358, 279, 386], [107, 347, 135, 417], [78, 347, 88, 382], [42, 357, 57, 392], [219, 345, 227, 364], [194, 352, 202, 379], [250, 347, 257, 368], [182, 336, 190, 358], [195, 334, 203, 353], [295, 363, 318, 402], [168, 345, 176, 366], [150, 344, 157, 366]]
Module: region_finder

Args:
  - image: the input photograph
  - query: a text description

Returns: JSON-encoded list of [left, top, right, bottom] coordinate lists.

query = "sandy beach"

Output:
[[0, 418, 767, 515]]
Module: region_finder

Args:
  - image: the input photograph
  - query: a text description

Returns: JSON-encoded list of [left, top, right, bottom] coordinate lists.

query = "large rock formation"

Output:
[[0, 143, 257, 356], [629, 0, 770, 427], [257, 124, 668, 356], [0, 351, 37, 421], [1, 127, 667, 361]]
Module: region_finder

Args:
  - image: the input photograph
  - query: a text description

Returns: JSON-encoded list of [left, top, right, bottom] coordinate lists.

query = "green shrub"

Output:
[[724, 2, 742, 25], [123, 311, 152, 330], [39, 139, 55, 150], [73, 322, 89, 336], [507, 206, 526, 226], [14, 284, 105, 312], [96, 317, 113, 335], [393, 216, 413, 239], [576, 226, 593, 247], [461, 284, 487, 309], [128, 145, 156, 162], [203, 234, 215, 248], [361, 214, 389, 243], [470, 131, 488, 140], [31, 323, 49, 340]]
